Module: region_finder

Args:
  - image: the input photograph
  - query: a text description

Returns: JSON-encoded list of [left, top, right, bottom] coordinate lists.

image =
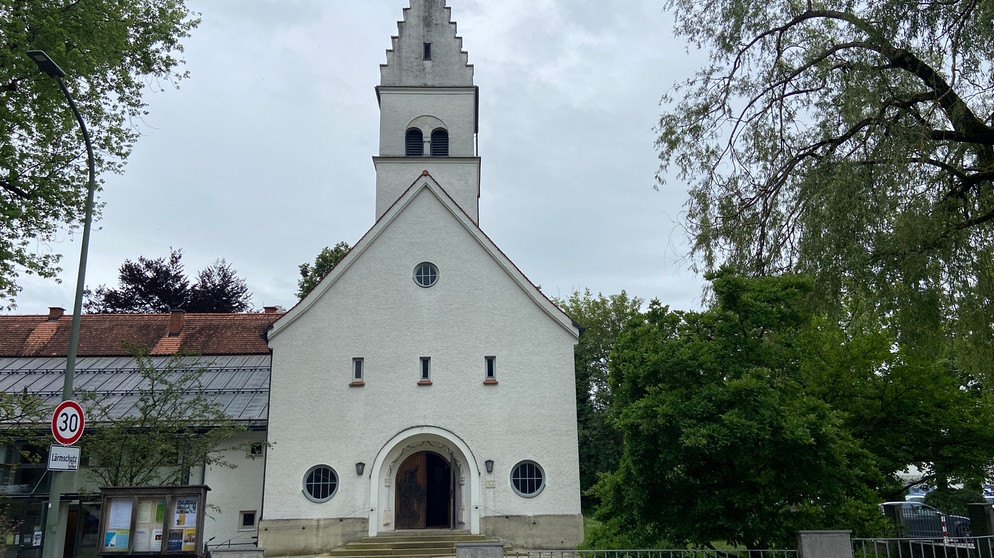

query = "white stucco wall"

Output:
[[70, 430, 266, 551], [375, 87, 480, 222], [264, 188, 581, 532], [203, 431, 267, 548], [378, 88, 477, 157], [373, 158, 480, 223], [379, 0, 473, 88]]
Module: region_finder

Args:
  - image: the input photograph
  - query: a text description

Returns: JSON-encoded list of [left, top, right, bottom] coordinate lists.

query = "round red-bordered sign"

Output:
[[51, 400, 85, 445]]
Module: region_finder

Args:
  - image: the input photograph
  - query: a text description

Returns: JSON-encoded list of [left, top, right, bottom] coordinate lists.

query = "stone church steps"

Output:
[[322, 530, 506, 558]]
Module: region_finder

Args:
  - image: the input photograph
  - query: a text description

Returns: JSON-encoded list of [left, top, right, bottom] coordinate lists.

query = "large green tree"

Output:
[[656, 0, 994, 366], [591, 273, 883, 549], [1, 0, 199, 307], [296, 241, 350, 300], [554, 289, 643, 511], [802, 313, 994, 499]]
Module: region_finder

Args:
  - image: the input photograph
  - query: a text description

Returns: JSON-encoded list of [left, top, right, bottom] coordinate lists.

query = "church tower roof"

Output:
[[380, 0, 473, 87]]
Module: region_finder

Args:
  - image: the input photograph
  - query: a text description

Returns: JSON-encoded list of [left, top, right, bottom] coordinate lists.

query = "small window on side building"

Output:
[[239, 510, 257, 531], [423, 42, 432, 60], [351, 358, 364, 386], [484, 356, 497, 384]]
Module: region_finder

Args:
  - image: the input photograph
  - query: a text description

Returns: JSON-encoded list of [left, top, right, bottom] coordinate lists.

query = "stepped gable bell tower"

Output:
[[373, 0, 481, 224]]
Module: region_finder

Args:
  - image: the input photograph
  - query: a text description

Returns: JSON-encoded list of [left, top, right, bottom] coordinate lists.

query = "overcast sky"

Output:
[[11, 0, 709, 315]]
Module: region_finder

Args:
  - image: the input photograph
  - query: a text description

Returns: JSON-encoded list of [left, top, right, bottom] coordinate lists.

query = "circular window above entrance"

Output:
[[510, 460, 545, 497], [413, 262, 439, 288], [303, 465, 338, 503]]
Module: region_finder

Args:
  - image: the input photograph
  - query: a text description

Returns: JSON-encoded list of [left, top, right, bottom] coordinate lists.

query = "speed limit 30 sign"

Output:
[[51, 400, 85, 446]]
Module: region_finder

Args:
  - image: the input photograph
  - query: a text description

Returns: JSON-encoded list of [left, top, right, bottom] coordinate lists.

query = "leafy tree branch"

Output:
[[1, 0, 200, 307], [77, 347, 249, 487], [657, 0, 993, 368]]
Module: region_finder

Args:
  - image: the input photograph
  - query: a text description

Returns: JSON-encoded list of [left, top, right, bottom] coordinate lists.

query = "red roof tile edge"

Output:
[[0, 312, 283, 357]]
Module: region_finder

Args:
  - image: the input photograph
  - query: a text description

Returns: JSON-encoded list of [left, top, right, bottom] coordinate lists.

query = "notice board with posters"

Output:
[[98, 485, 210, 557]]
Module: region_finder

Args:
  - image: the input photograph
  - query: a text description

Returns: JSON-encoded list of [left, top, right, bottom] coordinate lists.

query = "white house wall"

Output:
[[263, 186, 581, 549], [63, 430, 265, 553], [202, 431, 267, 549]]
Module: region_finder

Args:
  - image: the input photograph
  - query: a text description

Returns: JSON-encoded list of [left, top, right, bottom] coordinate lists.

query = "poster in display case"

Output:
[[97, 485, 209, 557]]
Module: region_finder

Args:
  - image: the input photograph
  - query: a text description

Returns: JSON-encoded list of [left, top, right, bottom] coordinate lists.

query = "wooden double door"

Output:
[[395, 451, 454, 529]]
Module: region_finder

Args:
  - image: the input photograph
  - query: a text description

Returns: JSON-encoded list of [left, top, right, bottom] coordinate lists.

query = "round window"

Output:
[[510, 460, 545, 497], [302, 465, 338, 502], [413, 262, 439, 288]]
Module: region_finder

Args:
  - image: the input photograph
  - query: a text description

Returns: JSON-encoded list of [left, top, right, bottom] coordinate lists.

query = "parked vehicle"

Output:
[[880, 501, 972, 539], [947, 513, 972, 537], [905, 484, 929, 502]]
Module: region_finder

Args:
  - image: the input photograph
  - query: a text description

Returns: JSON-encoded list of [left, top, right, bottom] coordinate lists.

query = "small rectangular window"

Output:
[[248, 442, 264, 458], [423, 42, 432, 60], [419, 356, 432, 384], [484, 356, 497, 384], [351, 357, 364, 386], [239, 510, 257, 531]]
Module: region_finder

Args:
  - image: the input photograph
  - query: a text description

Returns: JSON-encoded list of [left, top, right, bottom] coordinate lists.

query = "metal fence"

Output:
[[505, 537, 994, 558], [852, 535, 994, 558], [507, 550, 798, 558]]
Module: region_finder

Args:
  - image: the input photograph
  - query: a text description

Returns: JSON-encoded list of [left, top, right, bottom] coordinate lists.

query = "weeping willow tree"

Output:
[[657, 0, 994, 373]]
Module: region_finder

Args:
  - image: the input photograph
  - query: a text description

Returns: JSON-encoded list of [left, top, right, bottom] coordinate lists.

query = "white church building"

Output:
[[257, 0, 583, 553], [0, 2, 583, 556]]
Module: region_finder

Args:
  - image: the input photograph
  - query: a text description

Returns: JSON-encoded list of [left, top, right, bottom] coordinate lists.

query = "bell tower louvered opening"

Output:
[[430, 129, 449, 156], [406, 128, 424, 156], [375, 0, 480, 224]]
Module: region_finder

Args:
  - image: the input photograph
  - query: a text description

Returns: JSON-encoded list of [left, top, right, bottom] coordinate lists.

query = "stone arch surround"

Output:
[[367, 425, 482, 536], [407, 114, 448, 135]]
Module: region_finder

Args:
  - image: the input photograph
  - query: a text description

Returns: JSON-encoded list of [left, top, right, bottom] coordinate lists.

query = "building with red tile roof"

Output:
[[0, 307, 280, 357], [0, 307, 281, 556]]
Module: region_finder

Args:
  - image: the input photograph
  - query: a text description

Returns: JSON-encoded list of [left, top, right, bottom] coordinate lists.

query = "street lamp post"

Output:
[[27, 49, 97, 558]]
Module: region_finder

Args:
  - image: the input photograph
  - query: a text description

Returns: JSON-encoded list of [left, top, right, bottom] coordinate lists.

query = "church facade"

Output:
[[0, 2, 582, 556], [257, 0, 583, 553]]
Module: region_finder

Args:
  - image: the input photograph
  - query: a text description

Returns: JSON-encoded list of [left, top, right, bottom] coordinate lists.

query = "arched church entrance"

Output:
[[395, 451, 452, 529]]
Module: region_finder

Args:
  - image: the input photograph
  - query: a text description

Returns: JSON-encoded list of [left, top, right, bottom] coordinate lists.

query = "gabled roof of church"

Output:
[[270, 171, 579, 340], [0, 309, 280, 357], [380, 0, 473, 87]]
